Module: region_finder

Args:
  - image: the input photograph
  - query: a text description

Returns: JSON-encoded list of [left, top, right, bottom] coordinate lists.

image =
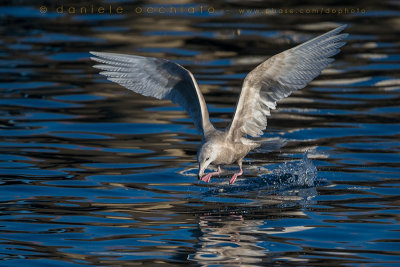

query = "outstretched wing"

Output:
[[90, 52, 215, 136], [228, 25, 348, 140]]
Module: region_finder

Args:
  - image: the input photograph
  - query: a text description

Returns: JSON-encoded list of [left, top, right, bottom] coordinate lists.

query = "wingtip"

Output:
[[341, 33, 349, 39], [90, 56, 102, 63], [335, 24, 348, 33], [89, 51, 104, 62], [89, 51, 99, 56], [89, 51, 115, 58]]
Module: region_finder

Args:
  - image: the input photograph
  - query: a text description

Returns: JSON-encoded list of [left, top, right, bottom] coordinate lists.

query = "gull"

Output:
[[90, 25, 348, 184]]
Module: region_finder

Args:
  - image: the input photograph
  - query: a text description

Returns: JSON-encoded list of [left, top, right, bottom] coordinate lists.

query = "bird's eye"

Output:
[[206, 157, 210, 161]]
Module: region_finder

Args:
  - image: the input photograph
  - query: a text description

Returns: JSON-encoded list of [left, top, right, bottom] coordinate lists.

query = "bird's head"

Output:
[[197, 143, 217, 179]]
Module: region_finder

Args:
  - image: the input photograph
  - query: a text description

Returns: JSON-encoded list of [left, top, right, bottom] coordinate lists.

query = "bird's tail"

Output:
[[254, 137, 287, 152]]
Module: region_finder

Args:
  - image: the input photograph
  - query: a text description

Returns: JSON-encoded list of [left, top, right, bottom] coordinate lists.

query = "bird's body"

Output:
[[90, 25, 348, 184], [204, 131, 257, 165], [197, 129, 260, 183]]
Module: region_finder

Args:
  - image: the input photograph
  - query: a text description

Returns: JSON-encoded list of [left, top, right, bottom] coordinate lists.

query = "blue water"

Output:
[[1, 1, 400, 266]]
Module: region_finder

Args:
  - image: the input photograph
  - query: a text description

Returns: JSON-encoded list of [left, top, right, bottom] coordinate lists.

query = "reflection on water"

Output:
[[191, 213, 315, 265], [1, 0, 400, 266], [190, 155, 319, 265]]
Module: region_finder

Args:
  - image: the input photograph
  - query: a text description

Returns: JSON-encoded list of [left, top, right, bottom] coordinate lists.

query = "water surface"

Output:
[[1, 1, 400, 266]]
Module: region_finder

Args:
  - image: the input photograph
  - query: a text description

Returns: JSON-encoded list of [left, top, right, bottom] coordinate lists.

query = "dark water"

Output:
[[1, 1, 400, 266]]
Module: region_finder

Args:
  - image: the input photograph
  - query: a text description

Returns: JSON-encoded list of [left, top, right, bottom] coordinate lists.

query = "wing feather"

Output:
[[228, 25, 348, 140], [90, 52, 215, 136]]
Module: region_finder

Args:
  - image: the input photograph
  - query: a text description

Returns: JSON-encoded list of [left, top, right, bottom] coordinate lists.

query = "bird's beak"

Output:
[[198, 164, 206, 180], [198, 168, 204, 180]]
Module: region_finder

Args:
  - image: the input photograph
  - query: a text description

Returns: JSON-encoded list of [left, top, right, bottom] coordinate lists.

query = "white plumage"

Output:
[[90, 25, 348, 184]]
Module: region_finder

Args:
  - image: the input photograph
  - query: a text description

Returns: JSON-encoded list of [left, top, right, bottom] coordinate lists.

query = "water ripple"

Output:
[[0, 1, 399, 266]]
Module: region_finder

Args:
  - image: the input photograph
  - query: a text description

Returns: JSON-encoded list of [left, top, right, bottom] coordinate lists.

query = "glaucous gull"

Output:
[[90, 24, 348, 184]]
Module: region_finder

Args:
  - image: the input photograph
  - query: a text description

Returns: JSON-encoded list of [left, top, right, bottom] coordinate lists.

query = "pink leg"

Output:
[[229, 161, 243, 185], [201, 166, 221, 183]]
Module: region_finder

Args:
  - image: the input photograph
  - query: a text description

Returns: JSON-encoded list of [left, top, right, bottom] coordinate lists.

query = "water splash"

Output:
[[182, 151, 319, 189], [198, 152, 320, 200], [238, 152, 319, 209], [270, 151, 318, 188]]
